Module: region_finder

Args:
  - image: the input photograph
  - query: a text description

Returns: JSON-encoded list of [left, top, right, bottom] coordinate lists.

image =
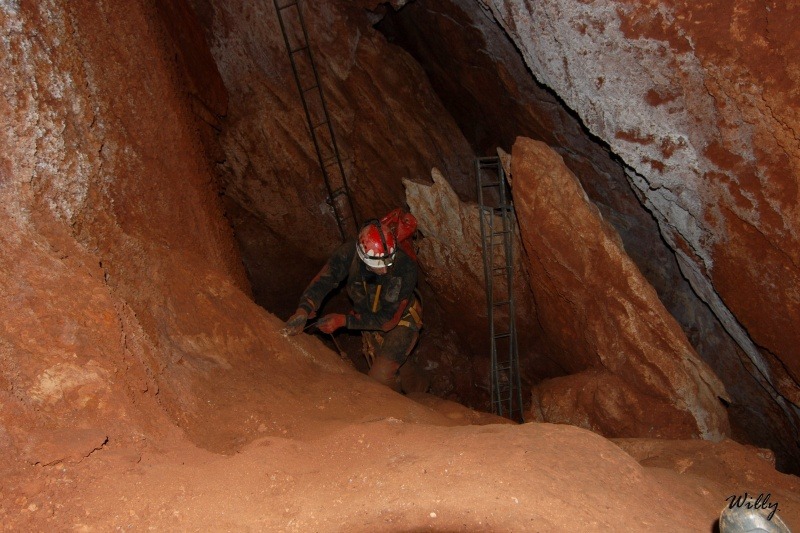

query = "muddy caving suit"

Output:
[[296, 238, 423, 391]]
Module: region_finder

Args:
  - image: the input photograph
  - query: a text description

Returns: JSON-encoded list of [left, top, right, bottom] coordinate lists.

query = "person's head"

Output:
[[357, 220, 396, 275]]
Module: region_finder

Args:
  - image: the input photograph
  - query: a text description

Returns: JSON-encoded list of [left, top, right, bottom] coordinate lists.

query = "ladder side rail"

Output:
[[484, 200, 497, 414], [499, 163, 525, 422], [477, 160, 501, 416], [294, 2, 358, 237], [488, 206, 503, 416], [273, 0, 354, 240], [498, 166, 514, 417], [499, 165, 513, 417]]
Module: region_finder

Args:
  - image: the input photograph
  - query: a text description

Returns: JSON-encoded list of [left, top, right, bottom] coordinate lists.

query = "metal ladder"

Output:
[[476, 156, 524, 422], [273, 0, 358, 240]]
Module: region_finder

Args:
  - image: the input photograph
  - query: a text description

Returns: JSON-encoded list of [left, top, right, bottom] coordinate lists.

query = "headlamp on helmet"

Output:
[[357, 221, 396, 269]]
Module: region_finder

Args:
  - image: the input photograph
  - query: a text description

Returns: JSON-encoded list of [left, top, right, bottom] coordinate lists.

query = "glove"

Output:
[[317, 313, 346, 334], [282, 309, 308, 336]]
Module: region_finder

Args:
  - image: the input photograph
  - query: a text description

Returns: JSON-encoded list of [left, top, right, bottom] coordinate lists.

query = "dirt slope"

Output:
[[3, 315, 799, 532]]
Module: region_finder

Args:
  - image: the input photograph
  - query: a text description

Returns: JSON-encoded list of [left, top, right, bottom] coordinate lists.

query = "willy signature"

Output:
[[726, 492, 779, 521]]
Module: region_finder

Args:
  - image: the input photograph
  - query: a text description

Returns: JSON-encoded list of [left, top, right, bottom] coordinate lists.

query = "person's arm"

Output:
[[346, 254, 417, 332], [297, 240, 355, 316]]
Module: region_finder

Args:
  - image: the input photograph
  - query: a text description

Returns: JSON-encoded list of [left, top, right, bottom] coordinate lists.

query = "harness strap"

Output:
[[362, 281, 384, 313], [372, 284, 382, 312], [399, 294, 422, 329], [406, 303, 421, 325]]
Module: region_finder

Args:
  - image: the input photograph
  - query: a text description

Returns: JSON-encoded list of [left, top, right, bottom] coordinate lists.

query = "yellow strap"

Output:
[[372, 284, 382, 313], [397, 320, 411, 328], [407, 303, 421, 325]]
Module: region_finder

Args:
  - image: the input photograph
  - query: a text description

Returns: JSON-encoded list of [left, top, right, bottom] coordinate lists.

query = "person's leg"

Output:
[[367, 325, 419, 391], [398, 354, 430, 394], [367, 355, 401, 391]]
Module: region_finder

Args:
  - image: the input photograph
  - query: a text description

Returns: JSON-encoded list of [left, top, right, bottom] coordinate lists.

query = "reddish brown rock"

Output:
[[531, 371, 702, 438], [512, 137, 729, 439], [487, 0, 800, 453], [613, 437, 800, 527], [404, 168, 547, 405], [4, 1, 800, 530], [0, 0, 248, 455], [23, 429, 108, 467], [362, 0, 798, 470]]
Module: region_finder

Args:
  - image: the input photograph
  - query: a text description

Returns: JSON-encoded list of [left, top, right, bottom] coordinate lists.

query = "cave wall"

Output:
[[0, 0, 259, 463], [189, 0, 477, 317], [379, 0, 799, 472], [5, 0, 799, 475], [4, 0, 450, 468], [512, 138, 729, 439], [484, 0, 800, 424]]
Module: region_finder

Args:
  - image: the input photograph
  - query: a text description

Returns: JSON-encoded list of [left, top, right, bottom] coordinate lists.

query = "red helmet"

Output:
[[357, 221, 396, 269]]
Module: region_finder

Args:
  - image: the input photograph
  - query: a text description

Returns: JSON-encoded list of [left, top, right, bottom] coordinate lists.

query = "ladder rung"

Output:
[[303, 84, 320, 93], [290, 45, 309, 54], [493, 300, 510, 306], [276, 1, 299, 9], [312, 120, 329, 129], [493, 333, 511, 339], [481, 181, 501, 187], [492, 230, 511, 236]]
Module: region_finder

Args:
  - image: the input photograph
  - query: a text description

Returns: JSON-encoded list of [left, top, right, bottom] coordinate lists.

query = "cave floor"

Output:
[[3, 337, 799, 532]]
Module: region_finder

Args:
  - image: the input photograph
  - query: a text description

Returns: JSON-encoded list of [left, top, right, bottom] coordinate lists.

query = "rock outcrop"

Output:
[[486, 0, 800, 458], [512, 137, 729, 440], [404, 168, 545, 403], [376, 0, 798, 471], [1, 0, 246, 456]]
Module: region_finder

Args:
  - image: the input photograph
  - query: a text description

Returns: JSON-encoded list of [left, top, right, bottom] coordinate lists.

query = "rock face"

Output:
[[512, 138, 729, 440], [0, 0, 249, 461], [377, 0, 798, 470], [0, 0, 481, 465], [486, 0, 800, 459], [404, 169, 547, 404]]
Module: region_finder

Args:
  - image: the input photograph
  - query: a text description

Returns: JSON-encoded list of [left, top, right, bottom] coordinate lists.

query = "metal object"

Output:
[[273, 0, 358, 240], [719, 501, 790, 533], [329, 333, 348, 361], [476, 156, 524, 422]]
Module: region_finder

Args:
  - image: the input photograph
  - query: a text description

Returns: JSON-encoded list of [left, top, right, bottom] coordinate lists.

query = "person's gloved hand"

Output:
[[317, 313, 346, 334], [282, 309, 309, 336]]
